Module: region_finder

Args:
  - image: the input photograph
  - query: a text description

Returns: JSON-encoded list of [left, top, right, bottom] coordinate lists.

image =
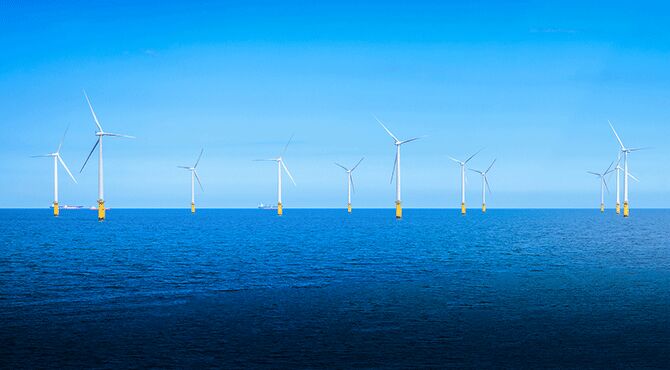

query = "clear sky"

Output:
[[1, 1, 668, 208]]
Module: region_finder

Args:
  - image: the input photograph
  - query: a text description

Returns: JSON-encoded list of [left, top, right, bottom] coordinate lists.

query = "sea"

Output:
[[1, 209, 669, 368]]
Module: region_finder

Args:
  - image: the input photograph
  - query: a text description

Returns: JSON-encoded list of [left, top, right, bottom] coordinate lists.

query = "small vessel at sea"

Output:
[[49, 205, 84, 210], [258, 203, 277, 210]]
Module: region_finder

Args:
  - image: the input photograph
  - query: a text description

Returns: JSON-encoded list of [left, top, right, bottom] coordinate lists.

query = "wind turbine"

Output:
[[613, 153, 639, 214], [608, 120, 644, 217], [80, 91, 135, 221], [32, 126, 77, 216], [449, 149, 482, 215], [375, 116, 422, 219], [469, 159, 496, 213], [587, 161, 615, 213], [335, 157, 364, 213], [178, 149, 204, 213], [254, 135, 296, 215]]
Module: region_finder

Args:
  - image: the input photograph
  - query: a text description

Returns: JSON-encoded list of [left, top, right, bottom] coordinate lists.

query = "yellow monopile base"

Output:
[[277, 202, 283, 216], [98, 200, 105, 221], [623, 202, 629, 218], [395, 201, 402, 219], [616, 203, 621, 214], [191, 202, 195, 213], [53, 202, 59, 217], [482, 203, 486, 213], [347, 203, 352, 213], [600, 203, 605, 213], [461, 202, 466, 215]]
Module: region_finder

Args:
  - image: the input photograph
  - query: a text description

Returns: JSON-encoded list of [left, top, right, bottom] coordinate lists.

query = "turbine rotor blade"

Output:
[[390, 152, 398, 184], [31, 154, 52, 158], [374, 115, 399, 142], [253, 159, 277, 162], [350, 173, 356, 194], [485, 158, 497, 173], [83, 90, 103, 132], [608, 120, 626, 150], [628, 147, 650, 152], [464, 148, 483, 164], [57, 155, 77, 184], [628, 173, 640, 182], [194, 170, 204, 191], [57, 124, 70, 153], [177, 166, 191, 169], [351, 157, 364, 172], [194, 148, 204, 168], [281, 134, 294, 158], [587, 171, 600, 177], [104, 133, 135, 139], [469, 168, 483, 174], [603, 178, 610, 194], [399, 137, 422, 145], [334, 162, 349, 171], [80, 139, 100, 173], [485, 176, 492, 194], [448, 156, 461, 164], [281, 160, 296, 186]]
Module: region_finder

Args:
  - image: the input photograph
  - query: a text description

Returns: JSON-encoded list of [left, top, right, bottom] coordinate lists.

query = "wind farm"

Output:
[[4, 3, 670, 369]]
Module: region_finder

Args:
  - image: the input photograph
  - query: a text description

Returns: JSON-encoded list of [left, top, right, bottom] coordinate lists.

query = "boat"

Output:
[[49, 205, 85, 210], [258, 203, 277, 210]]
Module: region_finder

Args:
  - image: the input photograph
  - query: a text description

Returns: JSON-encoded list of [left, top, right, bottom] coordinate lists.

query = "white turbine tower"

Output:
[[80, 91, 135, 221], [469, 159, 496, 213], [32, 126, 77, 216], [608, 120, 644, 217], [254, 136, 296, 216], [335, 157, 364, 213], [449, 149, 482, 215], [375, 116, 422, 219], [178, 149, 204, 213], [588, 161, 615, 213]]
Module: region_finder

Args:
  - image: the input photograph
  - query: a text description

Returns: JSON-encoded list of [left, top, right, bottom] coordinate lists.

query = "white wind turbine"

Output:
[[469, 159, 496, 213], [450, 149, 482, 215], [254, 135, 296, 215], [613, 153, 639, 215], [178, 149, 204, 213], [335, 157, 364, 213], [375, 116, 422, 219], [80, 91, 135, 221], [32, 126, 77, 216], [608, 120, 644, 217], [588, 161, 615, 213]]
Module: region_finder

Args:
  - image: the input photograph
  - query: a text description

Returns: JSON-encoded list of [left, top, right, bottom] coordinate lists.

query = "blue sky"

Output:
[[1, 1, 669, 208]]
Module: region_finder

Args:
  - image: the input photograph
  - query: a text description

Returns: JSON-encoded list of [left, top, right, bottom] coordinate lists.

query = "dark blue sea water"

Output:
[[1, 209, 669, 368]]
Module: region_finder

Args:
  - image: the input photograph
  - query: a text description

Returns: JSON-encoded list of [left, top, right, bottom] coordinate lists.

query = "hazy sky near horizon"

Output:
[[1, 1, 669, 208]]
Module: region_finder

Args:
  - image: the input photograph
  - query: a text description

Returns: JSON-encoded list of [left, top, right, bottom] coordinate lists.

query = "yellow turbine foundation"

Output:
[[347, 203, 352, 213], [97, 200, 105, 221], [395, 201, 402, 219], [600, 203, 605, 213], [616, 203, 621, 214], [623, 201, 629, 217], [461, 202, 466, 215], [191, 202, 195, 213], [277, 202, 283, 216], [53, 202, 59, 217], [482, 203, 486, 213]]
